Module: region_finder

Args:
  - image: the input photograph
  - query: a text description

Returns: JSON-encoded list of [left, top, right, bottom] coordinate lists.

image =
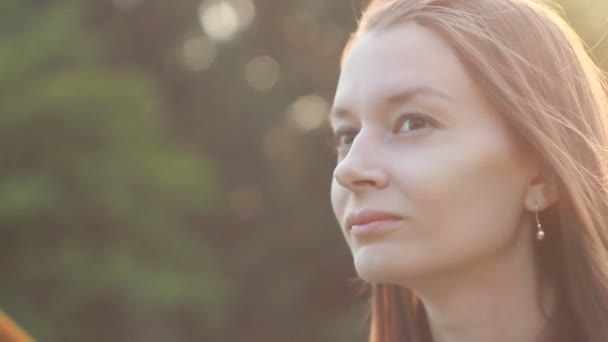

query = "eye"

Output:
[[393, 112, 437, 134], [331, 128, 359, 152]]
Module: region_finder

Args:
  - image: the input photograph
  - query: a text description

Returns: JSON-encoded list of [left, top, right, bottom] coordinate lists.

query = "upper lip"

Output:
[[346, 209, 403, 229]]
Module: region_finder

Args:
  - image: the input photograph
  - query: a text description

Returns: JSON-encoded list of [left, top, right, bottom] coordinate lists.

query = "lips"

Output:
[[346, 209, 403, 230]]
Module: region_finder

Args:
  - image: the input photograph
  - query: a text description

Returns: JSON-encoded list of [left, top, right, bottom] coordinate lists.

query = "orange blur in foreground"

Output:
[[0, 311, 33, 342]]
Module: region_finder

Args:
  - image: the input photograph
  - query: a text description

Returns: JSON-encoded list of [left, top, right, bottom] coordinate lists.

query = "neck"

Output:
[[408, 232, 554, 342]]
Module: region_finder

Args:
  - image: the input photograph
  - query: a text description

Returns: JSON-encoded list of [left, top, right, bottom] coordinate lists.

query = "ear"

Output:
[[524, 160, 559, 212]]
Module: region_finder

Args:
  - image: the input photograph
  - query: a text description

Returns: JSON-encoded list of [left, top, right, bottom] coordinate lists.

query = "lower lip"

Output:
[[351, 219, 402, 238]]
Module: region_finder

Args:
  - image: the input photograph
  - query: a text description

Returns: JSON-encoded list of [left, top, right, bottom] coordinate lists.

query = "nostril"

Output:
[[353, 179, 377, 187]]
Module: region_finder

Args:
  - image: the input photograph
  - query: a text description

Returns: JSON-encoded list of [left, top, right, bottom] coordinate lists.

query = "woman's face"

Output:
[[330, 22, 535, 285]]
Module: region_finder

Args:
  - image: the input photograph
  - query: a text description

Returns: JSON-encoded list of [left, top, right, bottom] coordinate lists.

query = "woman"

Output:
[[329, 0, 608, 341]]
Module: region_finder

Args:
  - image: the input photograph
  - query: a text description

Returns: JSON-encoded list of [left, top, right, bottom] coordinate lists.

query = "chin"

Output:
[[352, 244, 436, 285], [353, 245, 408, 284]]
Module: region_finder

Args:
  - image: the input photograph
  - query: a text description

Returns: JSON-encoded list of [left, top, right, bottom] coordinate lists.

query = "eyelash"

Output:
[[329, 112, 437, 153]]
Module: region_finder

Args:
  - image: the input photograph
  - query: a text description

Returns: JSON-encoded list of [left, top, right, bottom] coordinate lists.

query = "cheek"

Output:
[[330, 180, 355, 250], [393, 132, 529, 260], [420, 146, 524, 207]]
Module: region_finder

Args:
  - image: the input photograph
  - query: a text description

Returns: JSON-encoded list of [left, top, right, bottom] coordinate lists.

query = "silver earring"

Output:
[[535, 201, 545, 241]]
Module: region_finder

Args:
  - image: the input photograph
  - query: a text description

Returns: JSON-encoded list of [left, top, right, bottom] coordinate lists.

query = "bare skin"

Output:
[[330, 22, 557, 342]]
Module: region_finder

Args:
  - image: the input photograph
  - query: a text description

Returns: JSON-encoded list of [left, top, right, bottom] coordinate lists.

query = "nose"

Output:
[[333, 132, 388, 191]]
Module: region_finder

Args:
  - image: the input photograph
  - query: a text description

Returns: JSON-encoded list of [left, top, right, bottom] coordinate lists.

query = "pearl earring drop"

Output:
[[535, 201, 545, 241]]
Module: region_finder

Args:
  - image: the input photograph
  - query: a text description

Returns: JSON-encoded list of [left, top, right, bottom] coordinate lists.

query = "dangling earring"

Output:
[[535, 200, 545, 241]]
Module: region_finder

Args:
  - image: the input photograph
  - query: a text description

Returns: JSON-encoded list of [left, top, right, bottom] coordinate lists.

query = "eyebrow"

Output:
[[329, 85, 454, 120]]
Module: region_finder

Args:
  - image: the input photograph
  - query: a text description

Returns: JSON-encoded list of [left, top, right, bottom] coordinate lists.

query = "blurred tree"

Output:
[[81, 0, 370, 341], [0, 1, 223, 341]]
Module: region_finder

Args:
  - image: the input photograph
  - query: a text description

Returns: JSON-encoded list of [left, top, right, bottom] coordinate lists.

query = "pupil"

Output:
[[409, 119, 424, 130]]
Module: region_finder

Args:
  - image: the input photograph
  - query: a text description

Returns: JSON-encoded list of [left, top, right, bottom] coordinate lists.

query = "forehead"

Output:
[[334, 22, 477, 107]]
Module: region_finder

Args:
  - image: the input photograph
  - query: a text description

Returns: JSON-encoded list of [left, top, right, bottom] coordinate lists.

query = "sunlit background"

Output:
[[0, 0, 607, 341]]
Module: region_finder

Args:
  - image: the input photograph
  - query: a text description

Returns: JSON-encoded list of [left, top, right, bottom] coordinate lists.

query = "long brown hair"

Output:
[[340, 1, 608, 341]]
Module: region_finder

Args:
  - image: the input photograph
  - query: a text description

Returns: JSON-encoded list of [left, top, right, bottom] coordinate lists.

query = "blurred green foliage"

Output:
[[0, 0, 606, 341], [0, 1, 223, 341]]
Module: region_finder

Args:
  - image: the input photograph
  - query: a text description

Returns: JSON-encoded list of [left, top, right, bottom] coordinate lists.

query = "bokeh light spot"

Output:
[[199, 0, 256, 42], [290, 94, 329, 132], [245, 55, 280, 91], [182, 36, 217, 71]]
